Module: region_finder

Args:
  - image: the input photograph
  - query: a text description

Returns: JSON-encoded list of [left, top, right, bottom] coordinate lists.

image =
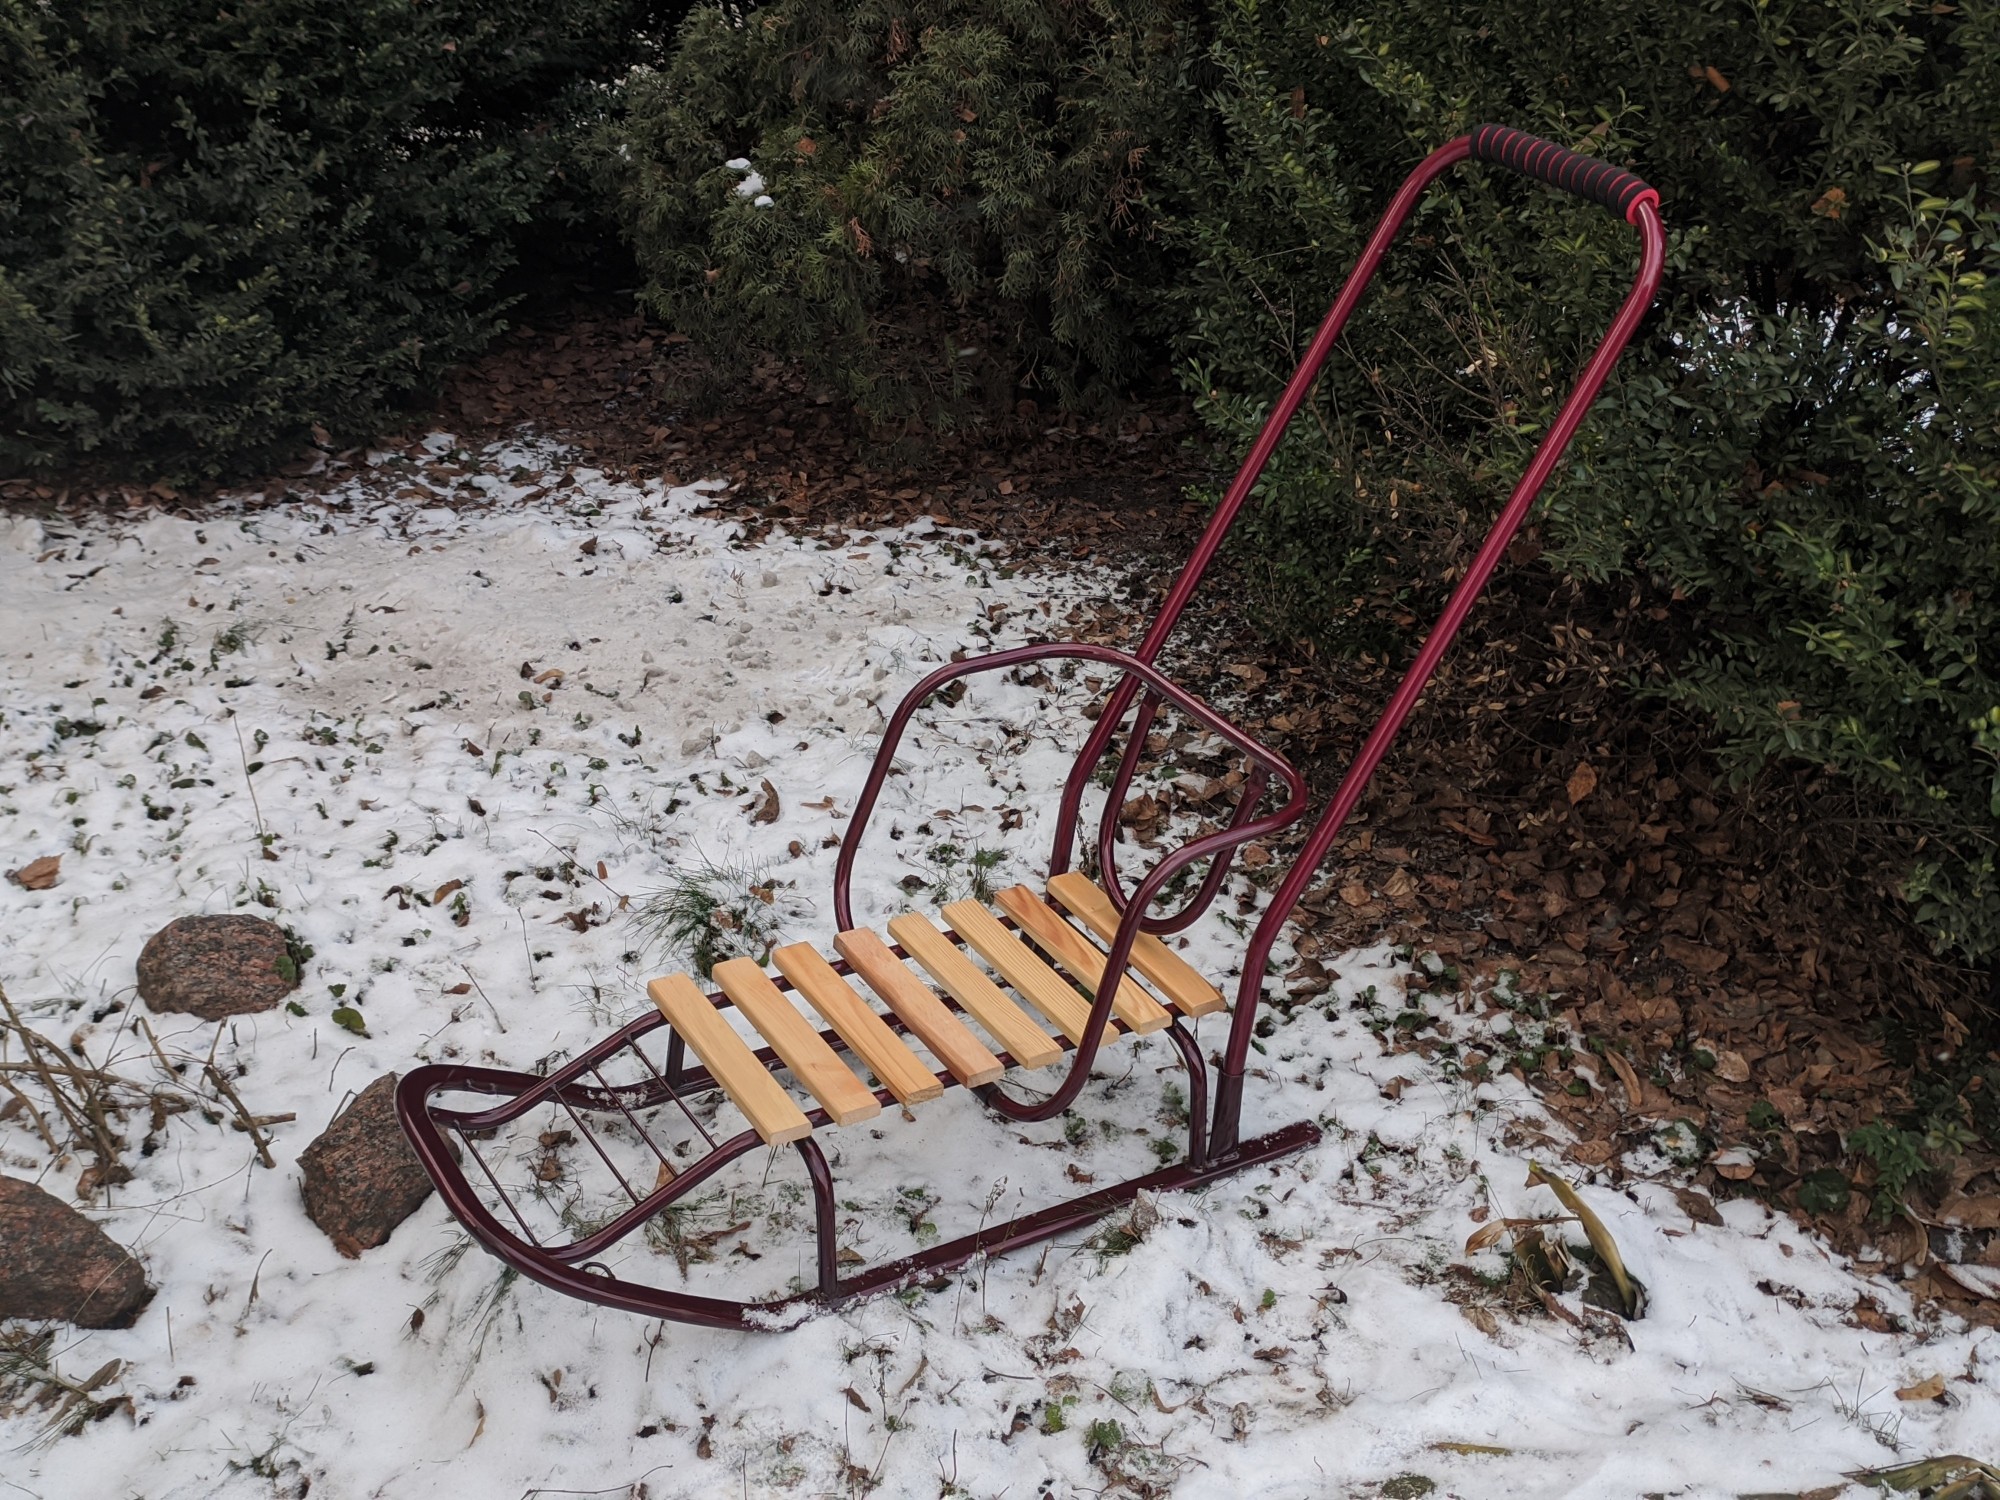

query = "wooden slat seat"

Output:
[[994, 885, 1172, 1035], [887, 913, 1066, 1067], [771, 943, 944, 1105], [648, 974, 811, 1145], [713, 959, 881, 1126], [940, 900, 1122, 1050], [833, 929, 1004, 1087], [1046, 873, 1227, 1018], [646, 879, 1228, 1147]]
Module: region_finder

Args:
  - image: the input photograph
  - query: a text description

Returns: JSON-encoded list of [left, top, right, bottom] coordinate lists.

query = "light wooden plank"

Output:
[[647, 973, 810, 1145], [833, 929, 1006, 1086], [1046, 873, 1227, 1018], [712, 958, 880, 1126], [994, 885, 1172, 1035], [771, 943, 944, 1105], [884, 914, 1066, 1069], [940, 901, 1120, 1051]]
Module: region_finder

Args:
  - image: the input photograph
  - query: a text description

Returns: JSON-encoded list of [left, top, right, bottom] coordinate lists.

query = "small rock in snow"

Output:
[[0, 1175, 153, 1328], [136, 914, 299, 1020], [298, 1074, 438, 1257], [759, 570, 779, 588]]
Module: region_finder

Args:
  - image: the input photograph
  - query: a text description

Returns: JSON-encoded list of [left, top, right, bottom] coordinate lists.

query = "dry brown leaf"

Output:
[[748, 779, 781, 825], [1715, 1049, 1752, 1084], [1939, 1196, 2000, 1231], [1604, 1048, 1644, 1105], [1673, 1187, 1724, 1226], [1338, 882, 1372, 908], [1661, 935, 1729, 974], [1895, 1374, 1946, 1402], [1711, 1147, 1758, 1182], [1527, 1162, 1640, 1317], [1939, 1262, 2000, 1299], [1566, 762, 1598, 804], [1465, 1219, 1511, 1255], [432, 878, 464, 906], [1566, 1139, 1617, 1167], [1459, 1304, 1499, 1337], [6, 855, 59, 890]]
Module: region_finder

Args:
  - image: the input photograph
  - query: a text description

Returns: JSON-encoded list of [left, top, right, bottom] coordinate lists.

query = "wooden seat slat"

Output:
[[771, 943, 945, 1105], [994, 886, 1172, 1035], [1046, 873, 1227, 1018], [712, 959, 880, 1126], [647, 974, 811, 1145], [885, 914, 1065, 1069], [832, 929, 1006, 1087], [941, 901, 1120, 1051]]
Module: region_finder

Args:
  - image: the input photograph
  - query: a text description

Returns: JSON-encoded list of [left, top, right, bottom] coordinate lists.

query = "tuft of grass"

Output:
[[916, 841, 1006, 905], [0, 1328, 130, 1447], [630, 854, 787, 978]]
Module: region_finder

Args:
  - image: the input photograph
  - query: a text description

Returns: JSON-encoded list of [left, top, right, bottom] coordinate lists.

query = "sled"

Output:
[[395, 126, 1665, 1330]]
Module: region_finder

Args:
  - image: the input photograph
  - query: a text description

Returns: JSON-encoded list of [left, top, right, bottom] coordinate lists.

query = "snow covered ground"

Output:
[[2, 434, 1995, 1499]]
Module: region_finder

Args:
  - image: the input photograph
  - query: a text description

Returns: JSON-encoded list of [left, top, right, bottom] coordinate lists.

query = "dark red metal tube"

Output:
[[1208, 195, 1668, 1152], [832, 641, 1309, 932]]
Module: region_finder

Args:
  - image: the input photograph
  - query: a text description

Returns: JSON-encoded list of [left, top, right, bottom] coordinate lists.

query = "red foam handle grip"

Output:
[[1469, 124, 1659, 223]]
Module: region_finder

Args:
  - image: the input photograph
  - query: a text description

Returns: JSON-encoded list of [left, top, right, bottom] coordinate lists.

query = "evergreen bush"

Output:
[[599, 0, 1195, 426], [0, 0, 672, 480], [1164, 0, 2000, 966]]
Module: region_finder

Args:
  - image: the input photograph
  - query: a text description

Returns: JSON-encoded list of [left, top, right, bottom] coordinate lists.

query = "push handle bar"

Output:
[[1469, 123, 1659, 224]]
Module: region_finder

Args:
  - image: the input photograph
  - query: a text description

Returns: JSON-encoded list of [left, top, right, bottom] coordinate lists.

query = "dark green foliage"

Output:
[[1851, 1013, 2000, 1215], [0, 0, 672, 480], [599, 0, 1195, 426], [1161, 0, 2000, 965], [1795, 1167, 1851, 1216]]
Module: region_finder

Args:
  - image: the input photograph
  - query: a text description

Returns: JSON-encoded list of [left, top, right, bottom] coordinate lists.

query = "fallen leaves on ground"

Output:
[[6, 855, 59, 890]]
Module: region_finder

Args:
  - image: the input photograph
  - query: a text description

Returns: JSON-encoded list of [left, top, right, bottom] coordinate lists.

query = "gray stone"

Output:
[[136, 914, 298, 1019], [0, 1175, 153, 1328], [298, 1074, 435, 1257]]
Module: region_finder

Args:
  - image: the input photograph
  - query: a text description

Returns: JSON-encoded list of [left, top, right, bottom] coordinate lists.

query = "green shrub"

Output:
[[0, 0, 672, 481], [599, 0, 1195, 427], [1163, 0, 2000, 965]]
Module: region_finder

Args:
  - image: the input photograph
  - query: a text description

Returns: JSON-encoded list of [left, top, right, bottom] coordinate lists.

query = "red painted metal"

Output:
[[397, 129, 1666, 1325]]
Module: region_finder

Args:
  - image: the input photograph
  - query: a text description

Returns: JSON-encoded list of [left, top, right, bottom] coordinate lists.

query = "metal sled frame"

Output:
[[397, 127, 1666, 1330]]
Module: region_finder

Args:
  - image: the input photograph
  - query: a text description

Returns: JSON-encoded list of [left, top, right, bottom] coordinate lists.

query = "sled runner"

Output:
[[396, 125, 1665, 1329]]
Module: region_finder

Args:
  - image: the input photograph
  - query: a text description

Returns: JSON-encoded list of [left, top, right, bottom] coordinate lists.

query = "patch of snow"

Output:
[[1, 434, 1993, 1497]]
